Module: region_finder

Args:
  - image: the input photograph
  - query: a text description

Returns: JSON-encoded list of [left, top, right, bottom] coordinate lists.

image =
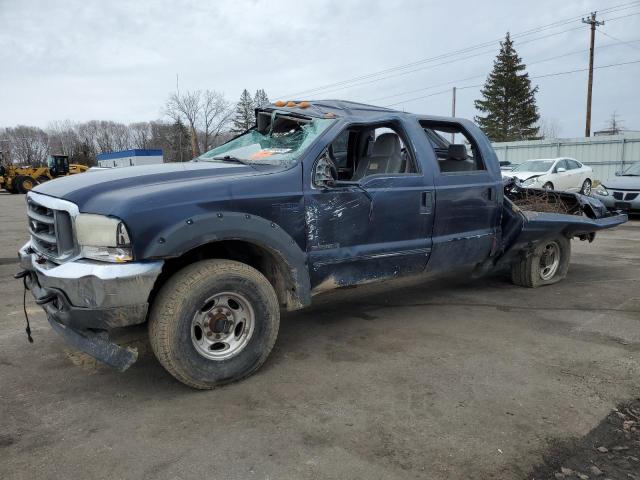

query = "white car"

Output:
[[502, 158, 593, 194]]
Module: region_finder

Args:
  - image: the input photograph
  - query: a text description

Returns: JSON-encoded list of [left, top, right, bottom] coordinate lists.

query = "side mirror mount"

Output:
[[313, 153, 338, 189], [556, 167, 566, 173]]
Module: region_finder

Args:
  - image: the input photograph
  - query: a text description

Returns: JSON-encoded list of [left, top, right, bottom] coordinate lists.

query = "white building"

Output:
[[97, 149, 164, 168]]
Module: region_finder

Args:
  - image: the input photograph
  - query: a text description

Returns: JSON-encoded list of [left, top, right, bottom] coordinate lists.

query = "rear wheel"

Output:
[[15, 175, 37, 194], [580, 178, 592, 195], [149, 259, 280, 389], [542, 182, 554, 190], [511, 236, 571, 288]]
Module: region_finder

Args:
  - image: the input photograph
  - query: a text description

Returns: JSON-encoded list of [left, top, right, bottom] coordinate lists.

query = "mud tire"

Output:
[[148, 259, 280, 389]]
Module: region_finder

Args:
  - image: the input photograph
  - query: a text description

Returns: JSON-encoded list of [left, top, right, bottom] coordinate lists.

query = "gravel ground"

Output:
[[1, 192, 639, 480]]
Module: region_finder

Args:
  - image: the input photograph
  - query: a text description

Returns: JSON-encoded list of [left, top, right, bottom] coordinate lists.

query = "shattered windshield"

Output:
[[512, 160, 554, 173], [198, 113, 334, 167]]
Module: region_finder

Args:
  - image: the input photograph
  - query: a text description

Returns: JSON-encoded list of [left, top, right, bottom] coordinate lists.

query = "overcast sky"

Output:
[[1, 0, 639, 137]]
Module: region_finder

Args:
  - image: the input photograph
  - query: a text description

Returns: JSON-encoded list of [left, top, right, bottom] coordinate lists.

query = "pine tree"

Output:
[[474, 33, 539, 142], [253, 89, 270, 109], [232, 89, 255, 133]]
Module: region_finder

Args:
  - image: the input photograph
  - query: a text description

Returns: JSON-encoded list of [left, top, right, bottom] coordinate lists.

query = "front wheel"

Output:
[[580, 178, 592, 195], [510, 236, 571, 288], [542, 182, 554, 190], [149, 259, 280, 389], [15, 175, 38, 194]]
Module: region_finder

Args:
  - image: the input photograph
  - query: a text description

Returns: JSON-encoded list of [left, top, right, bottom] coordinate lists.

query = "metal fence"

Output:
[[492, 134, 640, 181]]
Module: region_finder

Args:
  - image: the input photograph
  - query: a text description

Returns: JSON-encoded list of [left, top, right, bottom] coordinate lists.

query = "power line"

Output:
[[303, 25, 589, 100], [383, 59, 640, 107], [364, 38, 638, 105], [597, 28, 640, 50], [284, 8, 640, 100], [275, 1, 640, 99]]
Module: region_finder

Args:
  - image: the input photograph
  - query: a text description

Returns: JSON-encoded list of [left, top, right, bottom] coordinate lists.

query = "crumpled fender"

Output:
[[141, 210, 311, 309]]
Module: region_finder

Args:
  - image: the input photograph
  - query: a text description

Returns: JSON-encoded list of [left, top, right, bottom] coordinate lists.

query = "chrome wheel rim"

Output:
[[582, 180, 591, 195], [191, 292, 255, 360], [539, 241, 560, 280]]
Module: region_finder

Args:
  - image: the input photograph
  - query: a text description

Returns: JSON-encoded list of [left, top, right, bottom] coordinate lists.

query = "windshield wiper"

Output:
[[210, 155, 251, 165]]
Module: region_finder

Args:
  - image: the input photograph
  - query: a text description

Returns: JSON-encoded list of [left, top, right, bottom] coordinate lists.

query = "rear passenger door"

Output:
[[420, 120, 502, 272], [566, 159, 586, 191]]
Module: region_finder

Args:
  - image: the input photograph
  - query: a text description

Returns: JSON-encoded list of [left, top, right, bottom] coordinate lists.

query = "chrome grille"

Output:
[[26, 193, 77, 262]]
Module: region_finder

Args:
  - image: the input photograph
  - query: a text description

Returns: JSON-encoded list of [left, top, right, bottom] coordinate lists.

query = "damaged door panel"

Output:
[[306, 121, 434, 291], [15, 100, 627, 389]]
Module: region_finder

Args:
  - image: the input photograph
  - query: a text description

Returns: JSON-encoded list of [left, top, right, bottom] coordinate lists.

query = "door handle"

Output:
[[420, 191, 433, 214]]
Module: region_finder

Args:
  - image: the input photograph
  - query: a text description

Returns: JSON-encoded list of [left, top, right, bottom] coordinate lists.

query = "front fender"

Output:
[[140, 211, 311, 308]]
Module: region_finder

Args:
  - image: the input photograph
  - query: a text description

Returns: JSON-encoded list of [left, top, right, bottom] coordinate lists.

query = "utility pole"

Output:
[[451, 86, 457, 143], [582, 12, 604, 137]]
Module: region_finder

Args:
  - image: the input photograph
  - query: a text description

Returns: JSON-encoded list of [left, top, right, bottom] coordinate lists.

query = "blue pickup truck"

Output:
[[16, 100, 627, 389]]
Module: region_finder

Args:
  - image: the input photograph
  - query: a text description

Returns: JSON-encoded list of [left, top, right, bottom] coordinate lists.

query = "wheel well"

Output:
[[148, 240, 303, 312]]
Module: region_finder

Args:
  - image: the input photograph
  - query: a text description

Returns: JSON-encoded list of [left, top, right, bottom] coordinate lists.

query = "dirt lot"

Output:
[[1, 191, 639, 480]]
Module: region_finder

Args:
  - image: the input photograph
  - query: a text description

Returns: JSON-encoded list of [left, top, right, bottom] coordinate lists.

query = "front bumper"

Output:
[[591, 192, 640, 213], [18, 241, 164, 331]]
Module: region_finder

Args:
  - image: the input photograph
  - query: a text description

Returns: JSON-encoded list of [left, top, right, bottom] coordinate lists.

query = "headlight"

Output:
[[593, 185, 609, 196], [75, 214, 133, 262], [521, 177, 538, 186]]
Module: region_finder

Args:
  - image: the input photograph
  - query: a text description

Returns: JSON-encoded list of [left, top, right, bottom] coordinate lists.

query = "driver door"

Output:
[[304, 123, 434, 290]]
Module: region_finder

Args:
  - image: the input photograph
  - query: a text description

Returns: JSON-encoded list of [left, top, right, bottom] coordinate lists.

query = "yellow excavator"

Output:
[[0, 154, 88, 194]]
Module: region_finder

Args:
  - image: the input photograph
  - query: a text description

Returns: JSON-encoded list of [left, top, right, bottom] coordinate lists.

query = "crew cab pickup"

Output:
[[16, 100, 627, 389]]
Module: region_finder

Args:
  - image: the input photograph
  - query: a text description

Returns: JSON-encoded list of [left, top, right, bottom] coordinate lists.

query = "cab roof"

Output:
[[258, 99, 468, 126]]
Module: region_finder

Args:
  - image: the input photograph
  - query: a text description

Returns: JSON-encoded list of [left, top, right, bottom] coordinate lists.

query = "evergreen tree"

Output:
[[232, 89, 255, 133], [474, 33, 539, 142], [254, 89, 270, 109]]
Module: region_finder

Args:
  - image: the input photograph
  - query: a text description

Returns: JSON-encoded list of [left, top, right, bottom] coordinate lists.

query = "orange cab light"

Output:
[[298, 101, 310, 108], [274, 100, 286, 107], [286, 101, 296, 107]]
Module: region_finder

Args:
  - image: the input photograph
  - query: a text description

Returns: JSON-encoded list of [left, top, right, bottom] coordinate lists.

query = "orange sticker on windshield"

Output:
[[251, 150, 274, 159], [250, 148, 291, 160]]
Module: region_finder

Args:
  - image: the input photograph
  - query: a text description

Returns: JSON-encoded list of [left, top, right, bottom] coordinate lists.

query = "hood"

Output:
[[34, 161, 265, 206], [601, 175, 640, 190], [502, 171, 545, 181]]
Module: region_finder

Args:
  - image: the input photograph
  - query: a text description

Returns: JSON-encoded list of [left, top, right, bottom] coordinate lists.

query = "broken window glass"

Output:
[[199, 114, 334, 167]]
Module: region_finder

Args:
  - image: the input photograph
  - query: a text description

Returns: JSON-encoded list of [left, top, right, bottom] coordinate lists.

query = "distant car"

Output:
[[592, 162, 640, 214], [502, 158, 593, 194], [499, 160, 514, 171]]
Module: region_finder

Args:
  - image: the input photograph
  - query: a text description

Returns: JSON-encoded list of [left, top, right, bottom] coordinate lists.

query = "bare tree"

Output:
[[5, 126, 49, 166], [201, 90, 232, 152], [129, 122, 152, 149], [47, 120, 79, 155], [605, 111, 624, 135], [538, 117, 562, 139], [91, 121, 131, 152], [166, 90, 202, 157]]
